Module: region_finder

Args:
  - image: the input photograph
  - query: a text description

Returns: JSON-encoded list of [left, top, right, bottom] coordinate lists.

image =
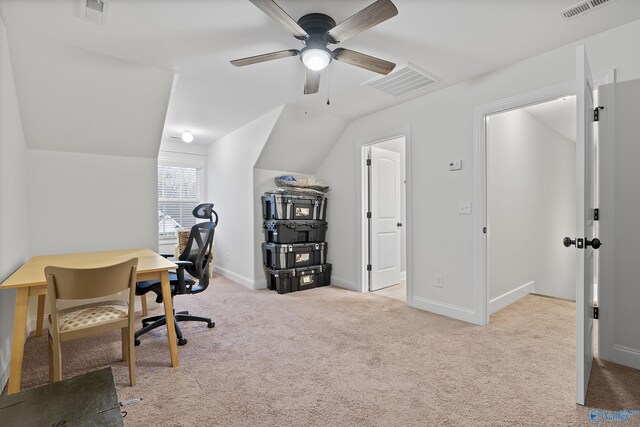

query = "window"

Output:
[[158, 163, 202, 239]]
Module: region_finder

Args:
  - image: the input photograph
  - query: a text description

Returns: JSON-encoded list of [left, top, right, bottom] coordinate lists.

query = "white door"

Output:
[[574, 45, 598, 406], [370, 146, 401, 291]]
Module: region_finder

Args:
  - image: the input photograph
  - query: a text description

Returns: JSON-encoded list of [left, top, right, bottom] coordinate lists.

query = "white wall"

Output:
[[207, 107, 283, 288], [27, 149, 158, 256], [314, 20, 640, 323], [254, 105, 348, 174], [487, 109, 576, 312], [0, 15, 29, 392], [7, 29, 173, 158], [373, 137, 407, 275], [599, 79, 640, 370]]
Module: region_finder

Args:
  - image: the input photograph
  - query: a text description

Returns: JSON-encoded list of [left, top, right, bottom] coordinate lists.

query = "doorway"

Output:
[[361, 136, 408, 301], [486, 96, 577, 316]]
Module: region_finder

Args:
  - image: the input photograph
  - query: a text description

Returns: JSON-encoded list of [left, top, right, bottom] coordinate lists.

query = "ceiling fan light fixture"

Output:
[[181, 131, 194, 143], [301, 48, 331, 71]]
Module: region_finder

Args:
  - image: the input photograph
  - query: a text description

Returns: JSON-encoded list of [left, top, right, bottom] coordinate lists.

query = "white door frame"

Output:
[[474, 72, 614, 326], [360, 130, 413, 305]]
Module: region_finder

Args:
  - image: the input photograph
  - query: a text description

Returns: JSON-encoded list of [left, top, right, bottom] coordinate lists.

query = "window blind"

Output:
[[158, 164, 202, 238]]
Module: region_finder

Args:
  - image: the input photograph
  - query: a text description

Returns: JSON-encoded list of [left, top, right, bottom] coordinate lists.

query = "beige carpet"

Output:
[[11, 276, 640, 426]]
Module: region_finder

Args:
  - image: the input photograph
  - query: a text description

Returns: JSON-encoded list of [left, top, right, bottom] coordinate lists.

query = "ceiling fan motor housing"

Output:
[[298, 13, 336, 45]]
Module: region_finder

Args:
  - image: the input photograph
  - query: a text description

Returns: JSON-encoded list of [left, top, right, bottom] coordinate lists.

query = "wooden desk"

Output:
[[0, 248, 180, 395]]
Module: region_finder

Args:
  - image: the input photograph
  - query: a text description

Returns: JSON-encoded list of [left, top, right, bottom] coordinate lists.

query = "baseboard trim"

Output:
[[253, 279, 267, 290], [489, 281, 535, 315], [412, 296, 477, 324], [331, 275, 358, 291], [610, 345, 640, 371], [213, 266, 255, 290]]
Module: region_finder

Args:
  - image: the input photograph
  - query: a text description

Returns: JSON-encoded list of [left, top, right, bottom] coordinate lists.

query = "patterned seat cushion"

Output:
[[54, 300, 129, 332]]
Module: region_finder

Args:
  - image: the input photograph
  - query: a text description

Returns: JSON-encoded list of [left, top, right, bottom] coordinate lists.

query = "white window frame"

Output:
[[157, 151, 206, 244]]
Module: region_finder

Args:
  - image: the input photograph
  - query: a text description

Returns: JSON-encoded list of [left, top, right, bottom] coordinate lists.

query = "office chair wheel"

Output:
[[178, 338, 188, 346], [207, 321, 215, 328], [134, 339, 141, 346]]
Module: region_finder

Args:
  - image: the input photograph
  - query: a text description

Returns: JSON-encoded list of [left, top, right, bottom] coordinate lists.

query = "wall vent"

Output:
[[559, 0, 617, 20], [363, 63, 440, 98], [74, 0, 109, 25]]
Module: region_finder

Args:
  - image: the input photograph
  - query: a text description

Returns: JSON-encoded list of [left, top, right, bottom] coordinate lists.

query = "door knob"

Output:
[[397, 222, 403, 227], [563, 237, 576, 247], [586, 238, 602, 249]]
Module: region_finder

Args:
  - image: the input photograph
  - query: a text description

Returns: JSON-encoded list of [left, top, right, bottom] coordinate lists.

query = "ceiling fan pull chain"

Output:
[[326, 66, 331, 105]]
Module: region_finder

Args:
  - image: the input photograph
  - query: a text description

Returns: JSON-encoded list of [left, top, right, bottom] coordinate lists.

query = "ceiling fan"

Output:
[[230, 0, 398, 95]]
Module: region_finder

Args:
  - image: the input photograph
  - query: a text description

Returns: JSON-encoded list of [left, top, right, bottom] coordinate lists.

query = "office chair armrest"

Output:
[[173, 261, 193, 294], [160, 253, 174, 259]]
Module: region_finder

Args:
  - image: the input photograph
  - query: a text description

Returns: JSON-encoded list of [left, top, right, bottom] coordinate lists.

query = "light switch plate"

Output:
[[458, 201, 472, 214]]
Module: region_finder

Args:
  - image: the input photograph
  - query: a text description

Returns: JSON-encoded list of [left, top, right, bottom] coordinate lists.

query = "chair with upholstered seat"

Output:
[[135, 203, 218, 346], [45, 258, 138, 386]]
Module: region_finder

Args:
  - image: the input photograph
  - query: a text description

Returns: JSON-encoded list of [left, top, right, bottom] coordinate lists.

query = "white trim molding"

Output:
[[610, 345, 640, 371], [488, 281, 535, 315], [412, 296, 476, 324], [331, 275, 358, 291], [214, 266, 255, 290]]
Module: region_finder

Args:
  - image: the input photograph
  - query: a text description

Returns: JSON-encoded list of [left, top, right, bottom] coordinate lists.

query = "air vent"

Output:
[[559, 0, 617, 20], [74, 0, 109, 25], [363, 63, 440, 98]]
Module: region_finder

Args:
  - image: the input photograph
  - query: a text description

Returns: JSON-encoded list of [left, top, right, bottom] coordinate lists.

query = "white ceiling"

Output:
[[524, 96, 577, 142], [1, 0, 639, 146]]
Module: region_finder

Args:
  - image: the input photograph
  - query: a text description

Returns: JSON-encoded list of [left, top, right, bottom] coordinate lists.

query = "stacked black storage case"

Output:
[[262, 192, 331, 294]]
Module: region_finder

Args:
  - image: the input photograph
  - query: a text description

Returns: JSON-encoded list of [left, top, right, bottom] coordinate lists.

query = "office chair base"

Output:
[[135, 309, 214, 346]]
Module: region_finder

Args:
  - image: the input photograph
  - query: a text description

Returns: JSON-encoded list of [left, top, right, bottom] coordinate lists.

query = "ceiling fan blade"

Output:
[[333, 48, 395, 75], [325, 0, 398, 44], [249, 0, 308, 40], [304, 68, 321, 95], [231, 49, 299, 67]]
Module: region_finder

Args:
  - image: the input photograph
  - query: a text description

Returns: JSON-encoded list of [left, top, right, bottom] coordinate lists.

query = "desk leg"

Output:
[[7, 288, 29, 394], [140, 294, 148, 317], [36, 295, 46, 337], [160, 270, 179, 367]]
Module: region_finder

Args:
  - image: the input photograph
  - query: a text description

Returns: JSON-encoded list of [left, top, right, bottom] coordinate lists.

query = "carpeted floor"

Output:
[[12, 275, 640, 426]]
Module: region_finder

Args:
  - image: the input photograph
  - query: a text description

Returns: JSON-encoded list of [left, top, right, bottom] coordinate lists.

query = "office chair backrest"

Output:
[[178, 203, 218, 291]]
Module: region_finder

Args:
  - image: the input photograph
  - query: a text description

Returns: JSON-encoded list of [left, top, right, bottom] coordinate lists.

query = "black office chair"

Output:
[[135, 203, 218, 346]]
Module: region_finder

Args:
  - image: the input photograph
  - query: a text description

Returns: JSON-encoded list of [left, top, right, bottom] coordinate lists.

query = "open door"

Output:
[[571, 45, 600, 405], [370, 146, 402, 291]]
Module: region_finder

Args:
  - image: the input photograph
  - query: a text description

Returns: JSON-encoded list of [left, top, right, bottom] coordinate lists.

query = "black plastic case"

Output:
[[263, 220, 328, 244], [264, 264, 332, 294], [262, 242, 327, 269], [262, 193, 327, 221]]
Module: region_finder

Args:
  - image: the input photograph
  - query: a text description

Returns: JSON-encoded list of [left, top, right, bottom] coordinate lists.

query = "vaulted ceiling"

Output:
[[1, 0, 639, 147]]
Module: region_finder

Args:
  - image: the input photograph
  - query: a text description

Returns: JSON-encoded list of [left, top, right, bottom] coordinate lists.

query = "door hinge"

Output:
[[594, 208, 599, 221], [366, 211, 371, 219], [366, 264, 372, 271], [594, 106, 604, 122], [366, 158, 371, 166], [593, 306, 599, 319]]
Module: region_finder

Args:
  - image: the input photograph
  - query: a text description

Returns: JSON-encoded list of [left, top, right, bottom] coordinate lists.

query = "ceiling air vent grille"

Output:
[[559, 0, 617, 20], [74, 0, 109, 25], [363, 63, 440, 98]]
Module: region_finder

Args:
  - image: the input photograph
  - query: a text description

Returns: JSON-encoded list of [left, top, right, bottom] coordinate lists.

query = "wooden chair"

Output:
[[45, 258, 138, 386]]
